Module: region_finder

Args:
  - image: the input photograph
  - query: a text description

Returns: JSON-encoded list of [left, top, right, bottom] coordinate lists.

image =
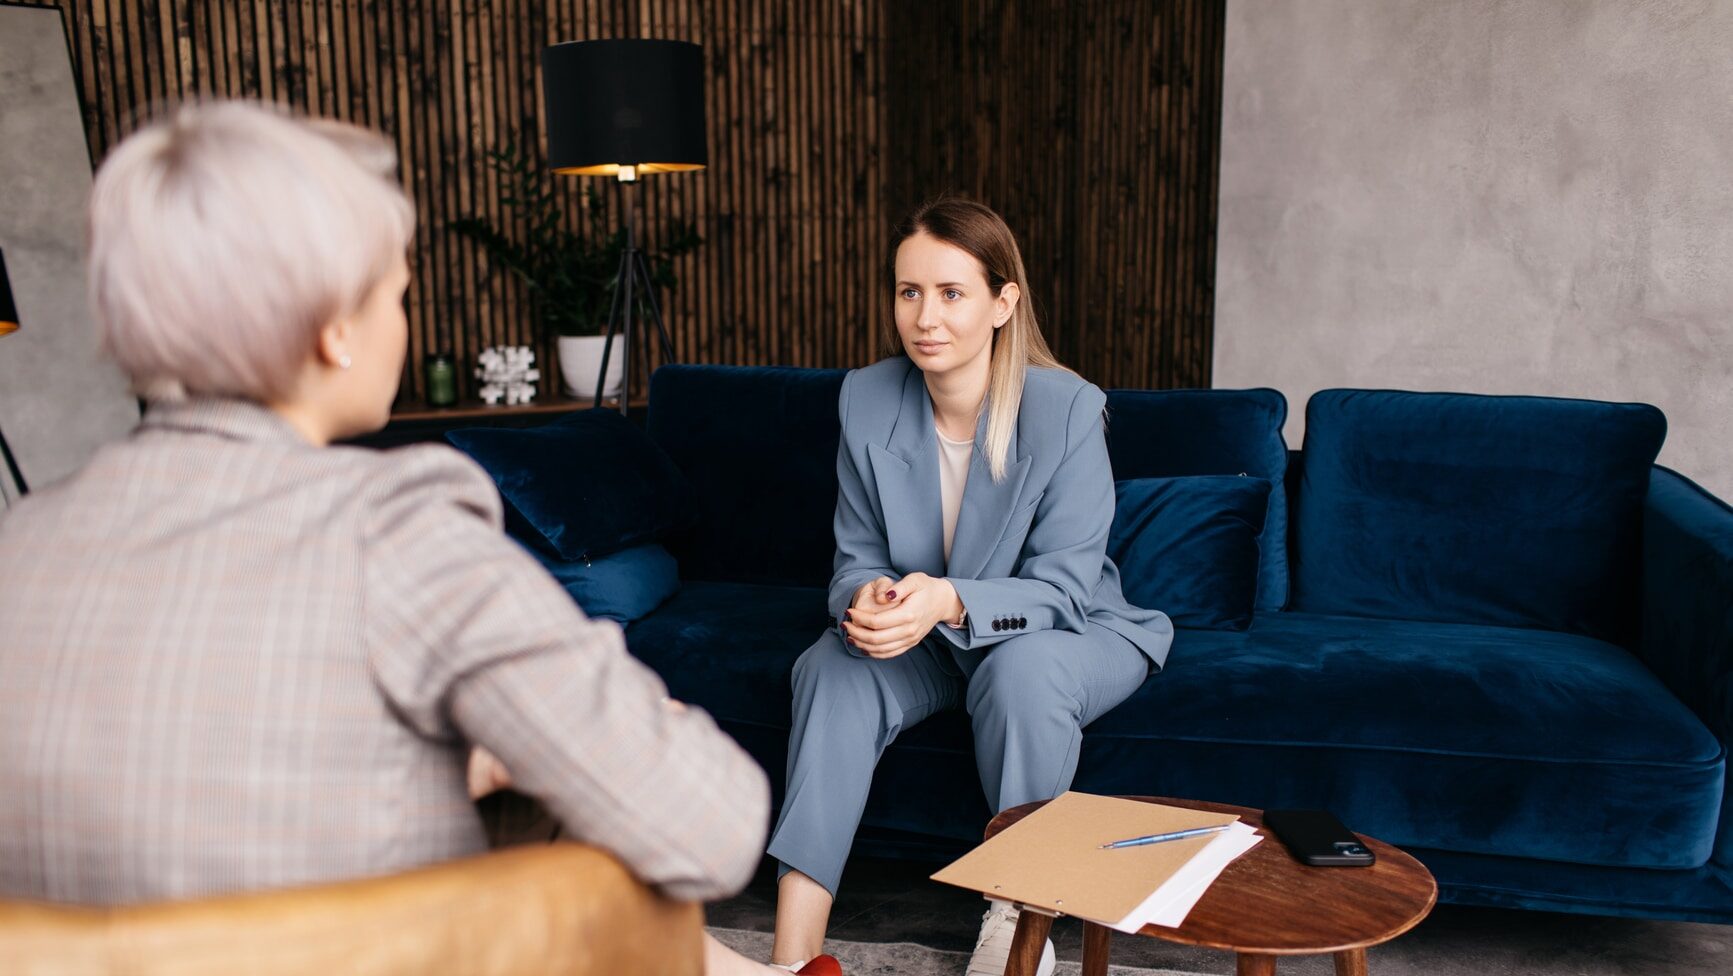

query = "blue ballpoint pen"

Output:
[[1099, 824, 1231, 849]]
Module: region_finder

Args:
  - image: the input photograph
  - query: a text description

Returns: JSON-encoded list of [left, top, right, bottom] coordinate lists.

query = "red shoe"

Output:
[[795, 956, 842, 976]]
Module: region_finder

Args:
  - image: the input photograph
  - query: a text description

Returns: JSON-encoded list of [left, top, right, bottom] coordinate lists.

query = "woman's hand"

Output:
[[842, 572, 965, 659], [851, 576, 898, 613]]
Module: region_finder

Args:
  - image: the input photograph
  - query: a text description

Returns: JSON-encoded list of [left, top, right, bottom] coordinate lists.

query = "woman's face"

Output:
[[893, 232, 1012, 382]]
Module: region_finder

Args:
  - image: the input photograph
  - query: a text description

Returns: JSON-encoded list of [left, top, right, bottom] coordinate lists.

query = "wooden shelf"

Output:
[[344, 393, 652, 448], [389, 395, 646, 422]]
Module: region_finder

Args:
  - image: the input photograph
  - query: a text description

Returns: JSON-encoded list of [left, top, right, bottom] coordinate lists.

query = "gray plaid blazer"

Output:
[[0, 397, 768, 906]]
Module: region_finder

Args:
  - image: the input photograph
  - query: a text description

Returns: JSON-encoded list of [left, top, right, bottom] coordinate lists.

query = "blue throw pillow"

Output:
[[1104, 388, 1290, 610], [1107, 476, 1273, 631], [527, 542, 681, 625], [446, 409, 697, 562], [1291, 389, 1667, 644]]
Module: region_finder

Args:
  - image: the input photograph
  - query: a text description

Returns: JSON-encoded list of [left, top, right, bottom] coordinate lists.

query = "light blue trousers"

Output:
[[765, 625, 1150, 896]]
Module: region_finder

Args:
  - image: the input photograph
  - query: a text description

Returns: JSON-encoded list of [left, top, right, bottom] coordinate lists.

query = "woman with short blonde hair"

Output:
[[0, 103, 773, 976]]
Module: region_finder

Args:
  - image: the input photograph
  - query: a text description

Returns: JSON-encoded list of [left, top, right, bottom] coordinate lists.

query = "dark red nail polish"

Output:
[[885, 590, 897, 600], [843, 610, 852, 622]]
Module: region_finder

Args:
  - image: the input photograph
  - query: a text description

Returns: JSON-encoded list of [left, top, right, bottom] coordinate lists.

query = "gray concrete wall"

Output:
[[1214, 0, 1733, 500], [0, 5, 137, 507]]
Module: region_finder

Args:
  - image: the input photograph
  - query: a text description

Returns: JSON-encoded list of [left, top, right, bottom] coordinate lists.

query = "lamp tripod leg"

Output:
[[632, 248, 677, 364], [617, 242, 636, 417], [593, 250, 629, 410]]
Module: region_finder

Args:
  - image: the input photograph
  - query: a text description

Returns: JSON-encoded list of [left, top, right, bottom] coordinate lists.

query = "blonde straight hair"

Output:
[[886, 198, 1069, 482]]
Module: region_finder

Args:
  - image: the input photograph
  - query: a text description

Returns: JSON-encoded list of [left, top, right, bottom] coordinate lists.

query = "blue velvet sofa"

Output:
[[609, 364, 1733, 924]]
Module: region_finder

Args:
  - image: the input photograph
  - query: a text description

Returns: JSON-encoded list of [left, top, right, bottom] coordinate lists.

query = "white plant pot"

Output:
[[558, 334, 624, 400]]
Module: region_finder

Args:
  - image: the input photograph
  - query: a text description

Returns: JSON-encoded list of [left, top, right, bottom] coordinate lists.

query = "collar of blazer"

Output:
[[139, 395, 307, 446], [867, 364, 1033, 581]]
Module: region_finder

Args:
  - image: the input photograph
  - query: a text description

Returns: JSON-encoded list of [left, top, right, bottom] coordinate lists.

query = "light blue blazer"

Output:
[[826, 357, 1174, 671]]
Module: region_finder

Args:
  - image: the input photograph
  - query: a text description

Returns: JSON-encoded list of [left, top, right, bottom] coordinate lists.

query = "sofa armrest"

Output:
[[0, 843, 704, 976], [1641, 467, 1733, 739], [1642, 467, 1733, 869]]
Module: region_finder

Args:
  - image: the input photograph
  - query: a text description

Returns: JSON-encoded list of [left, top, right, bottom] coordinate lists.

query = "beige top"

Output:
[[938, 428, 974, 565]]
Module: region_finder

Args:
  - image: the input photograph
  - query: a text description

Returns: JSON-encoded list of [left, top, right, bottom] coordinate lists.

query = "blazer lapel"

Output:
[[946, 406, 1033, 581], [866, 368, 946, 577]]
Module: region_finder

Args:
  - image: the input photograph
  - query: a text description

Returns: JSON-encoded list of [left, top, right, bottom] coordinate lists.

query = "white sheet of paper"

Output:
[[1106, 822, 1264, 933]]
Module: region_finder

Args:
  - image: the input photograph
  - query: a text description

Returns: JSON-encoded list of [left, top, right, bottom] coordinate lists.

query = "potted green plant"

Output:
[[448, 143, 702, 398]]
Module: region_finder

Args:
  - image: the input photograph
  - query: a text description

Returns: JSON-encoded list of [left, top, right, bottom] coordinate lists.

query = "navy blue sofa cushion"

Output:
[[1082, 612, 1723, 870], [446, 409, 696, 561], [1291, 390, 1667, 645], [631, 592, 1724, 872], [626, 581, 833, 727], [647, 365, 847, 587], [1108, 476, 1272, 631], [1104, 388, 1290, 610], [528, 543, 681, 625]]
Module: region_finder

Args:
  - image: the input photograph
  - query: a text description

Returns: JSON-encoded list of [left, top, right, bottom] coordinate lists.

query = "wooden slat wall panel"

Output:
[[17, 0, 1224, 400], [881, 0, 1225, 389]]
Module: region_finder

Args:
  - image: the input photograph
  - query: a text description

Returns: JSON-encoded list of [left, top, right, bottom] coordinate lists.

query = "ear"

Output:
[[994, 281, 1021, 328], [314, 314, 353, 369]]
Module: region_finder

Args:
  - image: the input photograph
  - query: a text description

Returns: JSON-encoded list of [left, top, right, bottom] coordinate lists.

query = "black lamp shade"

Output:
[[541, 39, 706, 177], [0, 247, 17, 337]]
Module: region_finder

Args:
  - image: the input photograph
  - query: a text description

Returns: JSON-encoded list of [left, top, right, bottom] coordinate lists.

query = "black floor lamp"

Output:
[[540, 38, 706, 416], [0, 246, 27, 499]]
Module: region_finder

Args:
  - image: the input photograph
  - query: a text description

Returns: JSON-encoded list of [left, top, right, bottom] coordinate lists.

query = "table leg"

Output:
[[1081, 921, 1110, 976], [1004, 910, 1055, 976], [1236, 953, 1277, 976], [1333, 948, 1368, 976]]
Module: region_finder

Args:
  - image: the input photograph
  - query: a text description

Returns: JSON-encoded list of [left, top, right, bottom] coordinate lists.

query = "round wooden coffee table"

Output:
[[984, 796, 1437, 976]]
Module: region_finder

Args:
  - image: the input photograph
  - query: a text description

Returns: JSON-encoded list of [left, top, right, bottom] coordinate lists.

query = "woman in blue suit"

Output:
[[765, 199, 1173, 976]]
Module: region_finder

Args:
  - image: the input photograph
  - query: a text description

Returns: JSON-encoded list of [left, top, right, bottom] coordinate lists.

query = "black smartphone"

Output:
[[1262, 809, 1376, 867]]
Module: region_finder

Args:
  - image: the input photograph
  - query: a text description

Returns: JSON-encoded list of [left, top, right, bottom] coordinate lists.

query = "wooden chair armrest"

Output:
[[0, 843, 702, 976]]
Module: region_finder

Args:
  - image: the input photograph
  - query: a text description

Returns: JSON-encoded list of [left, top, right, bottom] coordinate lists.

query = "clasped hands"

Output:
[[841, 572, 966, 659]]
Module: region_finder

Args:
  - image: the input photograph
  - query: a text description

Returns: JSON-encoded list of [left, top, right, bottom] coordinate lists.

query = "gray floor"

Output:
[[710, 855, 1733, 976]]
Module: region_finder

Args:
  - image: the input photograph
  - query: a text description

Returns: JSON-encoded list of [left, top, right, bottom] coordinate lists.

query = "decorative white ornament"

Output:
[[338, 354, 352, 370], [475, 345, 540, 406]]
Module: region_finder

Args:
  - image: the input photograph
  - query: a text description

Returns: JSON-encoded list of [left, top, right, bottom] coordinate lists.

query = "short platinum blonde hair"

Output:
[[89, 101, 414, 401]]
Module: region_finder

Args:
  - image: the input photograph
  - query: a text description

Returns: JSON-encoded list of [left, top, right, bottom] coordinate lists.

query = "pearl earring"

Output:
[[339, 354, 352, 370]]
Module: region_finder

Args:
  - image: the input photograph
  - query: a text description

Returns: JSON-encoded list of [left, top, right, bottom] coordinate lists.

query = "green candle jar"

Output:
[[424, 353, 457, 407]]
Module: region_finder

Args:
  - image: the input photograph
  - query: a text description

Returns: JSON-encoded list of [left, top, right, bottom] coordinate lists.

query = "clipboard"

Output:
[[930, 792, 1240, 926]]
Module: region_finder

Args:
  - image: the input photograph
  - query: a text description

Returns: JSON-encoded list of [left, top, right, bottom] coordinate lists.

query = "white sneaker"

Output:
[[965, 901, 1055, 976]]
